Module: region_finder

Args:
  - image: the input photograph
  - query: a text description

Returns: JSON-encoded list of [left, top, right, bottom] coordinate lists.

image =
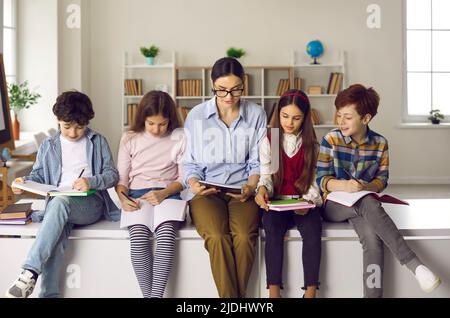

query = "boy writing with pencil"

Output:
[[316, 84, 441, 297], [5, 91, 119, 298]]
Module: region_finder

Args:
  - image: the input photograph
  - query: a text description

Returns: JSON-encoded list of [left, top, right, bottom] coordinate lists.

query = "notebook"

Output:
[[12, 180, 97, 197], [326, 191, 409, 207], [120, 199, 188, 232], [268, 199, 316, 211], [0, 216, 32, 225]]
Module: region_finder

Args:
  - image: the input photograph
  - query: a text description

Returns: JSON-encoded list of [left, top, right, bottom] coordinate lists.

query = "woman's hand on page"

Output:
[[226, 184, 256, 202], [345, 179, 364, 193], [141, 190, 168, 206], [255, 186, 270, 211], [72, 177, 90, 192], [189, 178, 219, 196], [11, 178, 24, 195]]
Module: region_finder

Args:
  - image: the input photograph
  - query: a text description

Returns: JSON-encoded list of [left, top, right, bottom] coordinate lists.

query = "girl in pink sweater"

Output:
[[116, 91, 185, 298]]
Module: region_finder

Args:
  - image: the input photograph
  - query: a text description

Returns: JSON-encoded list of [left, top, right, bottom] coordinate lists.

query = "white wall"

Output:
[[18, 0, 450, 183], [17, 0, 58, 132]]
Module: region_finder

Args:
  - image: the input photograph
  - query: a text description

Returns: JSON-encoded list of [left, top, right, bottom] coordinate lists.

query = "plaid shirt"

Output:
[[316, 128, 389, 197]]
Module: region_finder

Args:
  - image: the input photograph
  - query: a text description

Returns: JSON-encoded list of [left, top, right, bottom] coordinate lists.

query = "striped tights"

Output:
[[128, 222, 177, 298]]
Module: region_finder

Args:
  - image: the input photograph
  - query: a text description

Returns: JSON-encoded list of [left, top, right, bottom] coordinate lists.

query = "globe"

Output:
[[306, 40, 324, 64], [1, 147, 12, 167]]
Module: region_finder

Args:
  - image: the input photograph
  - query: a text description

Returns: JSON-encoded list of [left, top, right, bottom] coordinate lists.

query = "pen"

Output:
[[77, 168, 85, 179], [343, 169, 364, 186]]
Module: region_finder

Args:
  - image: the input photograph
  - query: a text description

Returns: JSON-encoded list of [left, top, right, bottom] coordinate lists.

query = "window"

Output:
[[405, 0, 450, 121], [3, 0, 17, 85]]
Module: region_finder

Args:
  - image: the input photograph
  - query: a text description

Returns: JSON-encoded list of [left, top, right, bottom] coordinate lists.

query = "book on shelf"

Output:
[[177, 79, 202, 96], [267, 102, 278, 127], [268, 199, 316, 211], [327, 73, 338, 94], [120, 199, 188, 232], [311, 108, 321, 125], [333, 73, 343, 94], [294, 77, 304, 90], [177, 106, 191, 124], [198, 180, 242, 194], [326, 191, 409, 208], [0, 203, 32, 220], [124, 79, 143, 96], [308, 86, 322, 95], [243, 74, 249, 96], [12, 180, 97, 197], [127, 103, 138, 126], [276, 79, 290, 96]]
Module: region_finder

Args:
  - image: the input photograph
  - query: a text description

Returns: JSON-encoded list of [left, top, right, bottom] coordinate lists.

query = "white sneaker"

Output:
[[4, 269, 36, 298], [415, 265, 441, 293]]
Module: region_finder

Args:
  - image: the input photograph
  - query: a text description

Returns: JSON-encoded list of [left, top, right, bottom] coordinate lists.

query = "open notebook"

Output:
[[12, 180, 96, 197], [326, 191, 409, 207], [120, 199, 188, 232], [198, 180, 242, 194]]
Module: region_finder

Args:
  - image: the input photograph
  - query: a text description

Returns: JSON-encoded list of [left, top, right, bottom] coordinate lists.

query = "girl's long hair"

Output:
[[130, 90, 181, 133], [269, 89, 318, 196]]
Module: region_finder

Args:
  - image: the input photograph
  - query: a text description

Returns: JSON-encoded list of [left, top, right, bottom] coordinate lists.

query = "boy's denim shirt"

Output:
[[23, 128, 120, 222]]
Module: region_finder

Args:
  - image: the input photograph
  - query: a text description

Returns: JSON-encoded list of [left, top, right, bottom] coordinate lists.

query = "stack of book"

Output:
[[326, 72, 343, 95], [124, 79, 143, 96], [177, 79, 202, 96], [127, 103, 139, 126], [0, 203, 33, 225], [276, 79, 290, 96]]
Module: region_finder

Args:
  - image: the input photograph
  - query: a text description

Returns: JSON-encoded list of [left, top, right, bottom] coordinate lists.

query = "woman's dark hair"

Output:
[[335, 84, 380, 118], [130, 90, 181, 133], [211, 57, 245, 83], [269, 89, 318, 196], [53, 91, 95, 126]]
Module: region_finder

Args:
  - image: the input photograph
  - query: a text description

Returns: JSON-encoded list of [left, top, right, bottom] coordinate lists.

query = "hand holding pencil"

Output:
[[343, 169, 365, 193]]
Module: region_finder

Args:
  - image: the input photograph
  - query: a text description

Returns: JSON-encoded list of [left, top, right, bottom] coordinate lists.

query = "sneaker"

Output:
[[415, 265, 441, 293], [5, 269, 37, 298]]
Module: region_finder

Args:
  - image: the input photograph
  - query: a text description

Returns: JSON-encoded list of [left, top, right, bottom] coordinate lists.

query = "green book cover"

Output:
[[269, 199, 304, 205], [48, 189, 97, 197]]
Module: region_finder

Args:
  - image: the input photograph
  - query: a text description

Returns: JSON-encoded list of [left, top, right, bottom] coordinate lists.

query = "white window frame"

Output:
[[403, 0, 450, 123], [2, 0, 17, 85]]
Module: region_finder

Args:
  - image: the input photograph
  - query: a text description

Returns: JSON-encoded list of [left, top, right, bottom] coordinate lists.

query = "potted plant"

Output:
[[8, 81, 41, 140], [140, 45, 160, 65], [428, 109, 444, 125], [226, 47, 246, 59]]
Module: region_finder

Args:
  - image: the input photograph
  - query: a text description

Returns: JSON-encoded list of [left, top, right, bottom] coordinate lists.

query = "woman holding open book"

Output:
[[116, 90, 186, 298], [254, 89, 323, 298], [183, 57, 267, 298]]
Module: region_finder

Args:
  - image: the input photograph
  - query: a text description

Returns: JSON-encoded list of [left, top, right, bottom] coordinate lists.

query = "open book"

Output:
[[120, 199, 188, 232], [198, 180, 242, 194], [12, 180, 96, 197], [268, 199, 316, 211], [326, 191, 409, 207]]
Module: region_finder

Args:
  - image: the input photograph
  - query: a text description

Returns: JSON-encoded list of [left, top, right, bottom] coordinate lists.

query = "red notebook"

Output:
[[326, 191, 409, 207]]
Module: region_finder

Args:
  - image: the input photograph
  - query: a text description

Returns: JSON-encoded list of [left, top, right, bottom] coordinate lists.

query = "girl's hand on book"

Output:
[[227, 184, 256, 202], [73, 177, 90, 192], [141, 190, 168, 206], [255, 187, 270, 211], [345, 179, 364, 193], [11, 178, 24, 195], [121, 198, 140, 212]]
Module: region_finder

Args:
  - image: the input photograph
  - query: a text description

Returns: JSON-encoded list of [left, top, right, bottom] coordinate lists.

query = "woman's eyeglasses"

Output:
[[212, 88, 244, 98]]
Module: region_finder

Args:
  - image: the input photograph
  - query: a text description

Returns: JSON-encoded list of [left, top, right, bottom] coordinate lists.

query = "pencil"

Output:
[[343, 169, 364, 186], [77, 168, 85, 179], [120, 191, 140, 207]]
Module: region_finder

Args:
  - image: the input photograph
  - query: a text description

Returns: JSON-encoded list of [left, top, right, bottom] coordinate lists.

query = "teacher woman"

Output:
[[183, 57, 267, 298]]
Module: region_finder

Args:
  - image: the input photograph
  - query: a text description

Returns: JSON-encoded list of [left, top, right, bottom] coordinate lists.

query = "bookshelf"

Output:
[[122, 51, 176, 131], [291, 50, 347, 130]]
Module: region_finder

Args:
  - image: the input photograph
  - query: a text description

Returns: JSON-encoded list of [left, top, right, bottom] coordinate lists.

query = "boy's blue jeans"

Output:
[[22, 195, 104, 298]]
